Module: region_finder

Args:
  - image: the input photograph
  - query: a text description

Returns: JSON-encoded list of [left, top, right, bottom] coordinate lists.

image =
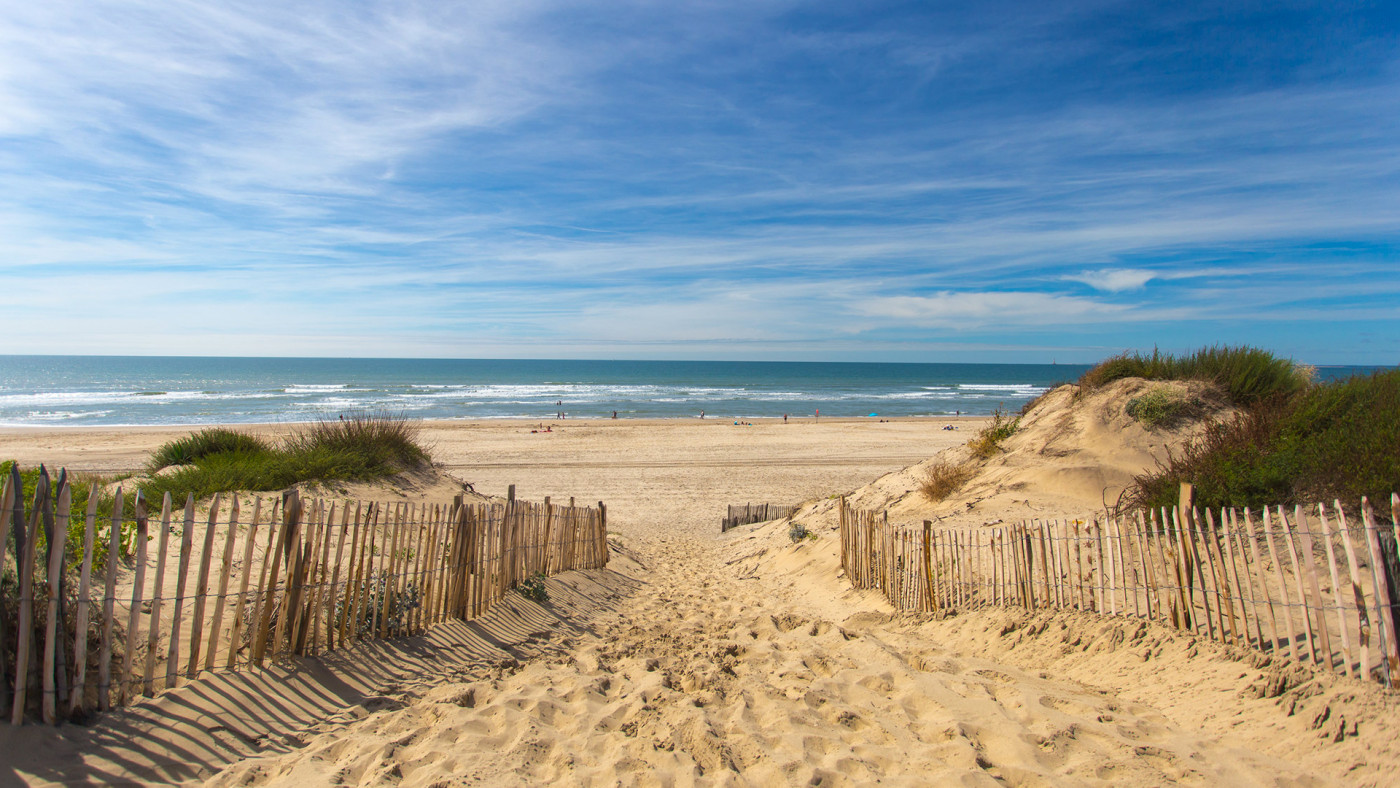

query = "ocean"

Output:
[[0, 356, 1373, 427]]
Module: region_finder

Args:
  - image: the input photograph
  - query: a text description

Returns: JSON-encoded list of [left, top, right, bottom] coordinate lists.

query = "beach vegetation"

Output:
[[1128, 367, 1400, 512], [1078, 345, 1311, 407], [147, 428, 271, 471], [920, 461, 975, 501], [968, 405, 1018, 459], [789, 522, 816, 542], [1124, 387, 1205, 429], [516, 573, 549, 602], [0, 462, 120, 575], [140, 411, 432, 501]]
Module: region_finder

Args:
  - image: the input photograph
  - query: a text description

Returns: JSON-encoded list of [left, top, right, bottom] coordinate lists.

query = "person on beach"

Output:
[[783, 413, 788, 423], [700, 410, 705, 419], [612, 410, 617, 419]]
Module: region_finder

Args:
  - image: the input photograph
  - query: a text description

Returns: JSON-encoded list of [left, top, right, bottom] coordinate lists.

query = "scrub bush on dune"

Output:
[[141, 411, 432, 501]]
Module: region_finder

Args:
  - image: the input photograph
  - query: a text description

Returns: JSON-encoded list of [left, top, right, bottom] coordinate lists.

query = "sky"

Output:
[[1, 1, 1397, 364]]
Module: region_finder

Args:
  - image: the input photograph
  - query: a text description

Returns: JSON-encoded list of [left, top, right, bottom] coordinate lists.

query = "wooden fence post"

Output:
[[227, 498, 261, 670], [0, 469, 15, 717], [1335, 506, 1372, 681], [41, 476, 69, 723], [164, 495, 196, 691], [11, 467, 47, 724], [1361, 500, 1398, 685], [1293, 506, 1334, 670], [205, 497, 241, 673], [1317, 504, 1354, 678], [68, 490, 101, 716], [132, 497, 166, 699], [186, 494, 221, 678]]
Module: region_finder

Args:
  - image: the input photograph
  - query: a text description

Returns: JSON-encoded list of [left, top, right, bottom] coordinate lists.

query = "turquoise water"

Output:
[[0, 356, 1374, 426]]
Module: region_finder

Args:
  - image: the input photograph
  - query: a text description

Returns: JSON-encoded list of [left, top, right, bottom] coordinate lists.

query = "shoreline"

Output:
[[0, 416, 988, 480], [0, 413, 986, 431], [0, 413, 984, 430]]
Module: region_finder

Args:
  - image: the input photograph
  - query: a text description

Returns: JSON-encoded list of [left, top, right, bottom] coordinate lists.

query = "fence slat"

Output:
[[164, 495, 196, 691], [1293, 506, 1334, 671], [11, 468, 46, 724], [41, 476, 68, 723], [1262, 507, 1300, 662], [186, 494, 221, 679], [205, 497, 240, 673], [227, 498, 262, 670], [68, 490, 101, 715], [1317, 505, 1355, 678], [0, 471, 15, 717], [1335, 507, 1372, 682], [1361, 500, 1398, 685]]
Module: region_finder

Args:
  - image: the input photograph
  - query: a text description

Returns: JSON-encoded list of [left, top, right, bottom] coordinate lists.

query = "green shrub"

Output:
[[147, 428, 271, 471], [1079, 345, 1310, 407], [968, 405, 1019, 458], [329, 575, 422, 638], [920, 461, 975, 501], [516, 573, 549, 602], [285, 412, 429, 469], [789, 522, 816, 543], [140, 411, 431, 501], [1125, 387, 1202, 428], [1129, 368, 1400, 511], [1, 462, 120, 574]]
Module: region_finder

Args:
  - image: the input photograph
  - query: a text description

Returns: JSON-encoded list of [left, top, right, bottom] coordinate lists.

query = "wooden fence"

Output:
[[722, 503, 798, 533], [0, 466, 608, 725], [839, 491, 1400, 687]]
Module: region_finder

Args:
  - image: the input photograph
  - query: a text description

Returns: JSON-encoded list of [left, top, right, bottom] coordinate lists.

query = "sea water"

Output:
[[0, 356, 1371, 426]]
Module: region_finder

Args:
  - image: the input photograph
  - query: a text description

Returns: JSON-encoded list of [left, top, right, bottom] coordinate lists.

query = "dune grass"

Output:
[[920, 461, 976, 502], [140, 412, 431, 502], [968, 406, 1019, 459], [1128, 367, 1400, 511], [147, 428, 272, 471], [0, 462, 117, 574], [1078, 345, 1311, 407]]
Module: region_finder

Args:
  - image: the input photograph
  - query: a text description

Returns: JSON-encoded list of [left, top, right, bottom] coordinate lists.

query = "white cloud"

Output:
[[853, 291, 1177, 330], [1063, 268, 1157, 292]]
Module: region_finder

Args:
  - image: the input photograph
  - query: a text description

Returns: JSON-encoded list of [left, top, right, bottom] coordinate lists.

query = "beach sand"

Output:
[[2, 417, 1394, 785]]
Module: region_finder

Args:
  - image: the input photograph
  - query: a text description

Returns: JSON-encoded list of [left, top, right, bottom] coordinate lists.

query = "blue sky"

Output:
[[1, 1, 1396, 364]]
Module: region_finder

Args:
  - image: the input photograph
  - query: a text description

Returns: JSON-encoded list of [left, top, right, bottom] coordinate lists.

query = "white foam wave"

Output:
[[955, 384, 1045, 392]]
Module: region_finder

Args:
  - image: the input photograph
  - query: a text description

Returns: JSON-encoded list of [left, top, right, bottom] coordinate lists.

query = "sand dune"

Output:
[[3, 415, 1395, 785]]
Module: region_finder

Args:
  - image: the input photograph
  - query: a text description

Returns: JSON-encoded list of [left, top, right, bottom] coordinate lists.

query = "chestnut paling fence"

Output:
[[721, 503, 799, 533], [0, 465, 608, 725], [838, 491, 1400, 687]]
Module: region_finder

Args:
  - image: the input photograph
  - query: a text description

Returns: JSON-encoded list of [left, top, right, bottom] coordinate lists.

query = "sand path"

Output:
[[189, 421, 1317, 786], [203, 521, 1318, 786], [1, 419, 1340, 785]]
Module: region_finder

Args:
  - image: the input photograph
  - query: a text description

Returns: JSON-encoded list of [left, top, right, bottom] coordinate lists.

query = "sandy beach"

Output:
[[2, 416, 1396, 786]]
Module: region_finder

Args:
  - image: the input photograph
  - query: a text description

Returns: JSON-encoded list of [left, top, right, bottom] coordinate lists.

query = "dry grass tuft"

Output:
[[920, 461, 976, 501]]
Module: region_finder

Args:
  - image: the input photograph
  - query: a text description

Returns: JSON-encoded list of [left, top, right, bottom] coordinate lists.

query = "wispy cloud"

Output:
[[0, 1, 1396, 363]]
